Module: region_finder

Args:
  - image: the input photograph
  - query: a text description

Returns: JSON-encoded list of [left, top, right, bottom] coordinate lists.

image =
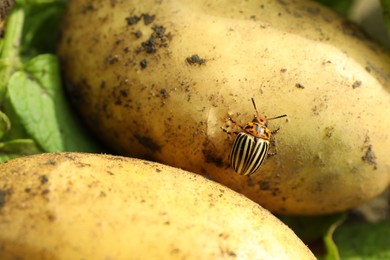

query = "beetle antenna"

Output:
[[266, 114, 287, 121], [251, 98, 259, 117]]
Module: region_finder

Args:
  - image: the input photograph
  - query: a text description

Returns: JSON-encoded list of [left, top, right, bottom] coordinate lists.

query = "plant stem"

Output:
[[0, 3, 24, 104], [324, 213, 347, 260]]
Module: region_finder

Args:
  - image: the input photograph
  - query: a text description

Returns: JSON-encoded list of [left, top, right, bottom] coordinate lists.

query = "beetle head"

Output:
[[252, 116, 268, 126], [251, 98, 286, 125]]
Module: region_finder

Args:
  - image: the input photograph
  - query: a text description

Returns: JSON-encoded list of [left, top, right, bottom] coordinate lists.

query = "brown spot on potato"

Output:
[[141, 25, 170, 54], [247, 177, 256, 187], [126, 15, 141, 25], [220, 247, 237, 257], [272, 187, 281, 197], [142, 13, 155, 25], [140, 59, 148, 69], [135, 135, 161, 152], [120, 89, 128, 97], [41, 189, 50, 196], [202, 149, 224, 168], [279, 207, 287, 212], [306, 6, 320, 16], [325, 126, 334, 137], [132, 30, 142, 39], [219, 232, 229, 239], [259, 181, 270, 190], [47, 213, 57, 222], [66, 159, 92, 168], [63, 152, 81, 162], [45, 160, 57, 166], [276, 0, 288, 6], [40, 175, 49, 184], [352, 80, 362, 89], [311, 106, 319, 115], [106, 54, 119, 65], [208, 94, 221, 107], [142, 38, 157, 53], [0, 189, 11, 208], [362, 145, 377, 169], [159, 88, 169, 99], [126, 13, 155, 26], [81, 2, 95, 13], [186, 54, 206, 65], [312, 96, 328, 116]]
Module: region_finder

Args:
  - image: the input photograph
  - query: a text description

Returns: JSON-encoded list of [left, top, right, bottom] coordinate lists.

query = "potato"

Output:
[[57, 0, 390, 214], [0, 152, 315, 259]]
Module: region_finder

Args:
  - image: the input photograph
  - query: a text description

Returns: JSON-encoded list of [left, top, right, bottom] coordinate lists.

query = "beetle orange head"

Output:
[[252, 116, 268, 126], [251, 97, 287, 124]]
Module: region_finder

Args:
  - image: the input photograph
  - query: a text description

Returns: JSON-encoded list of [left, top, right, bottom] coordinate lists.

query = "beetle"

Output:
[[222, 98, 287, 176]]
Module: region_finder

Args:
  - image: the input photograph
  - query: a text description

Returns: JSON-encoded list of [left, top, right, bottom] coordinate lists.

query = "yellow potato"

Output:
[[57, 0, 390, 214], [0, 152, 315, 259]]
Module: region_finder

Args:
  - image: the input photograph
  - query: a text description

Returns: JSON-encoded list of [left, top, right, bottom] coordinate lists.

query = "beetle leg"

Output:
[[227, 116, 237, 124], [271, 128, 280, 135], [222, 116, 245, 136], [267, 151, 277, 157], [227, 117, 245, 130], [221, 127, 239, 136]]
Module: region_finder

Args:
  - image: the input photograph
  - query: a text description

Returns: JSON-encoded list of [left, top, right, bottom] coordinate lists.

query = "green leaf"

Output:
[[1, 94, 30, 140], [8, 54, 101, 152], [314, 0, 355, 16], [279, 213, 347, 259], [0, 111, 11, 139], [278, 213, 345, 243], [20, 0, 66, 58], [334, 218, 390, 259], [381, 0, 390, 36], [0, 138, 42, 162]]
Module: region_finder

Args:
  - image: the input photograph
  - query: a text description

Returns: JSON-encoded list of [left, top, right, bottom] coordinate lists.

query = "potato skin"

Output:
[[57, 0, 390, 214], [0, 152, 315, 259]]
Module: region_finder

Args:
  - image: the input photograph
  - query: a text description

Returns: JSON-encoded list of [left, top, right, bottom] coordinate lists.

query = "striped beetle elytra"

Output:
[[222, 98, 287, 176]]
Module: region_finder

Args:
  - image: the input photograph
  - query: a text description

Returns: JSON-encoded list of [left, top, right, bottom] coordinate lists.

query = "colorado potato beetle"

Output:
[[222, 98, 287, 176]]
